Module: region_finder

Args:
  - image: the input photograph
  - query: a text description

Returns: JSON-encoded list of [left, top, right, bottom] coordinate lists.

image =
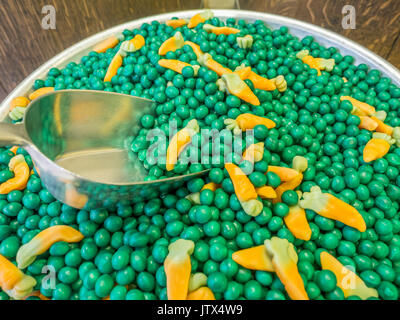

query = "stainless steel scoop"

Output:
[[0, 90, 207, 209]]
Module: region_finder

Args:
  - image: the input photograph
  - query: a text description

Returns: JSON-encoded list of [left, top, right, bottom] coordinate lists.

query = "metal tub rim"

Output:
[[1, 9, 400, 121]]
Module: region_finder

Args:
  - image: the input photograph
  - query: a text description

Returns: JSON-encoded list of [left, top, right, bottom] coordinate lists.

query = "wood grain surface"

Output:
[[0, 0, 399, 101]]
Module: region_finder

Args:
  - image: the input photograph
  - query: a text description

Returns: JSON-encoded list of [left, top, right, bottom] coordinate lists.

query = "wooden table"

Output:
[[0, 0, 399, 101]]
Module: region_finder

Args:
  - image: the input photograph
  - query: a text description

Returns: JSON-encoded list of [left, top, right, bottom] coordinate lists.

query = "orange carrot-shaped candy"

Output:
[[363, 133, 393, 162], [183, 41, 204, 58], [8, 154, 27, 172], [187, 287, 215, 300], [203, 24, 240, 35], [198, 53, 232, 76], [370, 116, 393, 135], [9, 96, 30, 112], [0, 254, 36, 300], [224, 113, 276, 135], [224, 161, 263, 217], [206, 58, 232, 76], [296, 50, 334, 76], [340, 96, 376, 116], [104, 54, 123, 82], [236, 114, 276, 130], [265, 237, 309, 300], [274, 173, 303, 204], [202, 182, 220, 192], [16, 225, 84, 269], [224, 164, 261, 216], [363, 138, 391, 162], [93, 35, 123, 53], [29, 87, 54, 101], [0, 155, 29, 194], [234, 64, 278, 91], [247, 71, 277, 91], [358, 116, 378, 131], [164, 239, 194, 300], [267, 166, 299, 182], [166, 18, 188, 29], [242, 142, 264, 163], [256, 186, 277, 199], [219, 73, 260, 105], [297, 50, 321, 75], [273, 156, 308, 203], [104, 53, 124, 82], [234, 66, 252, 80], [284, 204, 311, 241], [232, 245, 274, 272], [225, 163, 257, 202], [320, 251, 378, 300], [166, 119, 199, 171], [104, 35, 145, 82], [158, 32, 184, 55], [187, 10, 214, 29], [123, 34, 146, 52], [9, 96, 30, 121], [9, 146, 19, 155], [159, 59, 200, 75], [300, 186, 366, 232]]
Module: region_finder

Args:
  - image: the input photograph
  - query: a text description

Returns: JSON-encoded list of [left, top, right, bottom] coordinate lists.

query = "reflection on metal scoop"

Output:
[[55, 147, 140, 184], [0, 90, 208, 209]]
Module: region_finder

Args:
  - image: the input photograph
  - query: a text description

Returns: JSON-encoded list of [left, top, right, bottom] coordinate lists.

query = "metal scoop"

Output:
[[0, 90, 207, 209]]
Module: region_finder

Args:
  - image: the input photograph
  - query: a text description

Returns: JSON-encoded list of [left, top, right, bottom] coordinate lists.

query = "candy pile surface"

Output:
[[2, 10, 400, 300]]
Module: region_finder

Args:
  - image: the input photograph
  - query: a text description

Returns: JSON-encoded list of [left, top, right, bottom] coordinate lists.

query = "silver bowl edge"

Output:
[[1, 9, 399, 121]]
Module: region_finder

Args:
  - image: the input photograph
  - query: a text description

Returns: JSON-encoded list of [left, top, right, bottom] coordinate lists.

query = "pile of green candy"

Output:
[[1, 12, 400, 300]]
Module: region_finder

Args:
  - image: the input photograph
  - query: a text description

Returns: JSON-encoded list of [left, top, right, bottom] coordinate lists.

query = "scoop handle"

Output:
[[0, 122, 28, 146]]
